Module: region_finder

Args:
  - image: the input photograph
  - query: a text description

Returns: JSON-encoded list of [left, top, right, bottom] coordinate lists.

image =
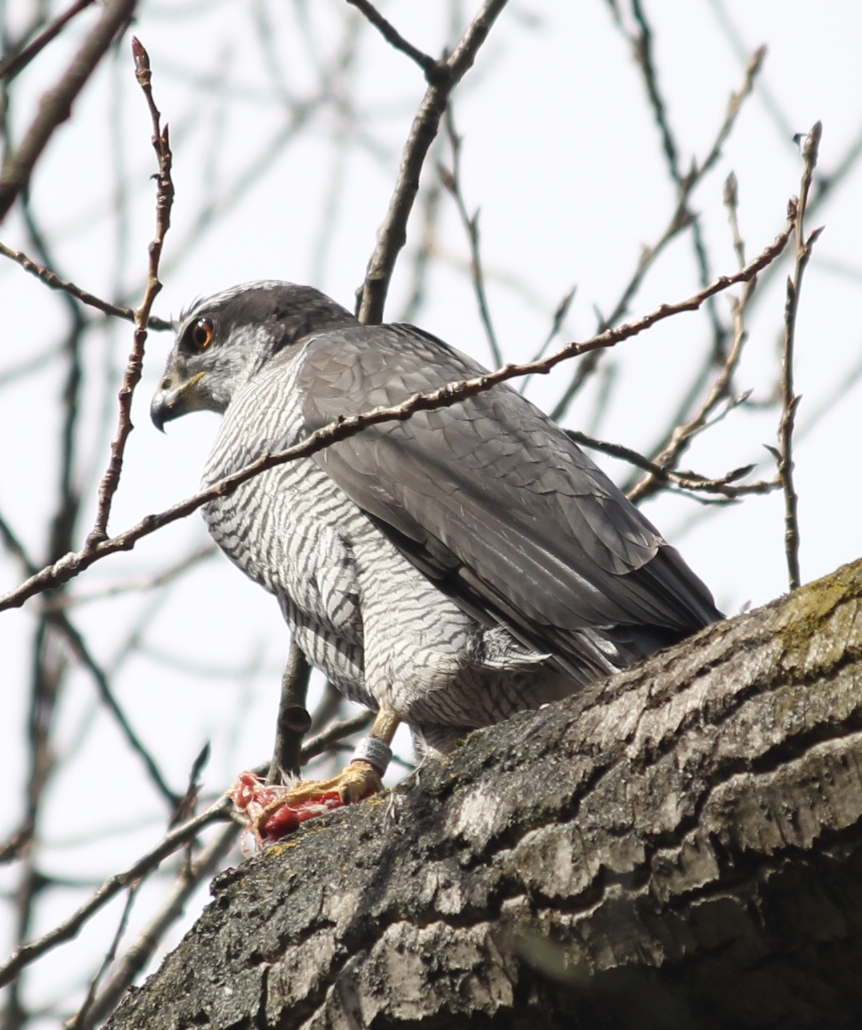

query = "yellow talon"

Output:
[[284, 759, 383, 806]]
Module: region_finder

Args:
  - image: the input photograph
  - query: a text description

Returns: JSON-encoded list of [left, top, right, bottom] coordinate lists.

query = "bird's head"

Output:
[[150, 280, 357, 431]]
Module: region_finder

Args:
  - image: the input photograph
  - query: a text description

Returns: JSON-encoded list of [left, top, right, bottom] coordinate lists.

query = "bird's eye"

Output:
[[190, 318, 214, 351]]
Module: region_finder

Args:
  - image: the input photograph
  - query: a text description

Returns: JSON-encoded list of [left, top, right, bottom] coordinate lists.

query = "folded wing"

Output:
[[299, 324, 720, 681]]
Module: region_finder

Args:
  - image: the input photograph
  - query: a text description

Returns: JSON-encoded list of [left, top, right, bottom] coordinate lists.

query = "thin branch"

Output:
[[356, 0, 510, 324], [724, 170, 746, 268], [628, 0, 680, 182], [86, 37, 175, 546], [0, 822, 34, 866], [67, 879, 141, 1030], [0, 794, 232, 990], [0, 216, 794, 614], [706, 0, 796, 140], [346, 0, 440, 80], [0, 0, 139, 224], [398, 178, 443, 323], [549, 207, 692, 421], [439, 107, 502, 366], [627, 0, 757, 358], [1, 499, 181, 808], [0, 0, 95, 83], [301, 711, 373, 762], [564, 429, 776, 500], [41, 544, 217, 610], [626, 269, 757, 503], [0, 240, 173, 330], [0, 510, 34, 572], [779, 121, 823, 591]]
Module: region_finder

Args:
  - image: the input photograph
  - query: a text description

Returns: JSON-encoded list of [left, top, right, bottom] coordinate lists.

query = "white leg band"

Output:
[[352, 736, 392, 774]]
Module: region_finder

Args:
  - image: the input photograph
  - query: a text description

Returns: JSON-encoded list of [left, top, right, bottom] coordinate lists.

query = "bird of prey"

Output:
[[151, 281, 721, 807]]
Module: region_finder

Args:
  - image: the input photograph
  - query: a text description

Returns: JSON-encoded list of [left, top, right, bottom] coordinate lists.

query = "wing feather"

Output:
[[298, 324, 720, 673]]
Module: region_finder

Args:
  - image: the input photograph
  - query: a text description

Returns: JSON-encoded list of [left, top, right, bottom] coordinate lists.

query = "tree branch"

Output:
[[345, 0, 440, 80], [0, 0, 96, 83], [778, 121, 822, 590], [86, 37, 175, 545], [0, 240, 173, 330], [356, 0, 510, 324]]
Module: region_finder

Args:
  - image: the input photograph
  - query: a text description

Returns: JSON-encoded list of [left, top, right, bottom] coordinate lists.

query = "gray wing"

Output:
[[298, 324, 720, 678]]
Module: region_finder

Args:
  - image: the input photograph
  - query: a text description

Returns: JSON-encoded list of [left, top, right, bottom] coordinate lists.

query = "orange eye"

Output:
[[191, 317, 214, 350]]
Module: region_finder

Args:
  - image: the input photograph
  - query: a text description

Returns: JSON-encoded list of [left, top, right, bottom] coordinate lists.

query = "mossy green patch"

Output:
[[778, 559, 862, 678]]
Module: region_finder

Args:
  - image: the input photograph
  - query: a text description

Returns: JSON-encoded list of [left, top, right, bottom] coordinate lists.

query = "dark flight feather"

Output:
[[297, 322, 721, 680]]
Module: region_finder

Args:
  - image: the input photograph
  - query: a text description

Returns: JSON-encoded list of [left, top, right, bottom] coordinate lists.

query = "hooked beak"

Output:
[[150, 370, 207, 432]]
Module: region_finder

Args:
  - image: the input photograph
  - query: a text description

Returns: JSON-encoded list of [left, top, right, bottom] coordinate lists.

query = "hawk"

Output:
[[151, 281, 720, 807]]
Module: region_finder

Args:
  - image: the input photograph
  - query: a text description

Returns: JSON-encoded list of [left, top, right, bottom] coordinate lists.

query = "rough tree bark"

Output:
[[107, 558, 862, 1030]]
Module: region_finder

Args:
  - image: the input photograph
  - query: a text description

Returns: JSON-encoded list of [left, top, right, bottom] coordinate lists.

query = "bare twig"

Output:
[[0, 794, 232, 989], [0, 0, 96, 82], [67, 880, 141, 1030], [626, 0, 680, 180], [779, 121, 823, 590], [619, 167, 755, 498], [724, 171, 746, 268], [520, 285, 577, 395], [627, 1, 762, 357], [706, 0, 796, 145], [0, 217, 794, 614], [398, 178, 443, 323], [50, 611, 180, 808], [626, 269, 758, 504], [439, 108, 502, 366], [0, 501, 181, 809], [0, 240, 172, 330], [346, 0, 440, 80], [548, 207, 693, 420], [87, 38, 174, 546], [301, 711, 374, 762], [564, 429, 776, 500], [0, 821, 35, 866], [0, 0, 139, 223], [41, 545, 217, 610], [356, 0, 510, 324]]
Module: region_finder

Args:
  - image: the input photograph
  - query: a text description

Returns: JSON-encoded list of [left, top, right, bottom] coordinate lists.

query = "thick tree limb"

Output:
[[105, 558, 862, 1029]]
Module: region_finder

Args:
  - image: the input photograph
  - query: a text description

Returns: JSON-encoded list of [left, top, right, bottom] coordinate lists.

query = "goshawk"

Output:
[[151, 281, 721, 804]]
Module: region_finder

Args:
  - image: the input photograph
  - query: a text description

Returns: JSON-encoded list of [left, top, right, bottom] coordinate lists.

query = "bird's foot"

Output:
[[229, 761, 383, 846], [284, 760, 383, 806]]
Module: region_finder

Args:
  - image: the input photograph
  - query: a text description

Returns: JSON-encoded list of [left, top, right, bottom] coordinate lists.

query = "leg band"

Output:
[[352, 736, 392, 774]]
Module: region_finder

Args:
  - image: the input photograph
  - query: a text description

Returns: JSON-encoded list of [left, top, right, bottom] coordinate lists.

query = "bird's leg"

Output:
[[232, 709, 402, 844], [282, 707, 401, 806]]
